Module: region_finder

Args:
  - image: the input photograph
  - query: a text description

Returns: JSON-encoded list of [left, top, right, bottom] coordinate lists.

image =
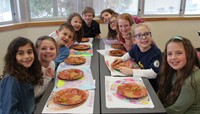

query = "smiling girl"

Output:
[[158, 36, 200, 114], [0, 37, 43, 114], [34, 36, 58, 98]]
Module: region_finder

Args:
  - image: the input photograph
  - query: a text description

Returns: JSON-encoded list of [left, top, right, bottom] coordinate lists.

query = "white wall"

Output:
[[0, 20, 200, 74]]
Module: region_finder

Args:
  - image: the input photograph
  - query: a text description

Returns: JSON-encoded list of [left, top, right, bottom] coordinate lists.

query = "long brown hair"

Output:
[[107, 14, 118, 40], [66, 12, 83, 43], [157, 36, 200, 106], [3, 37, 43, 85]]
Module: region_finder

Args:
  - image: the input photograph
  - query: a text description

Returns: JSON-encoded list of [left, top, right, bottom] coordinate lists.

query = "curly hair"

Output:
[[157, 36, 200, 106], [3, 37, 43, 85]]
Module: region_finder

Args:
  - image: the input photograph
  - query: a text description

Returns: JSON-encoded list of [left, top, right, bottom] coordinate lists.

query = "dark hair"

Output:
[[157, 36, 200, 106], [107, 14, 118, 40], [100, 8, 118, 20], [82, 7, 95, 17], [66, 13, 83, 43], [35, 35, 58, 55], [3, 37, 43, 85], [58, 23, 76, 41]]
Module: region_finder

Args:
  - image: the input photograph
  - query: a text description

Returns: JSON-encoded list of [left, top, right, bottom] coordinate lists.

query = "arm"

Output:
[[54, 46, 70, 67], [34, 76, 52, 98], [166, 70, 200, 114], [132, 68, 157, 79]]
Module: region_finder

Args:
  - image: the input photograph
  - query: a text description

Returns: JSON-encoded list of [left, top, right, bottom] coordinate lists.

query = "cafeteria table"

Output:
[[34, 38, 166, 114]]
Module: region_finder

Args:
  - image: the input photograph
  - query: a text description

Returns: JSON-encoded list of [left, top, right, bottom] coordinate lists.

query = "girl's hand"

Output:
[[111, 58, 123, 66], [45, 68, 55, 78], [119, 67, 133, 75]]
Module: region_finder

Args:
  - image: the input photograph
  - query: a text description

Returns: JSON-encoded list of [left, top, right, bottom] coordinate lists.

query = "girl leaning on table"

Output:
[[34, 36, 58, 99], [111, 23, 162, 91], [52, 23, 76, 67], [157, 36, 200, 114], [0, 37, 43, 114]]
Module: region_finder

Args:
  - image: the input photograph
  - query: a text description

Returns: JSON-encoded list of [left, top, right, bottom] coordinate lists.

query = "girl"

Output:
[[34, 36, 58, 98], [100, 8, 118, 24], [66, 12, 84, 43], [103, 14, 120, 45], [157, 36, 200, 114], [112, 23, 162, 91], [0, 37, 43, 114], [116, 13, 135, 51], [54, 23, 76, 67]]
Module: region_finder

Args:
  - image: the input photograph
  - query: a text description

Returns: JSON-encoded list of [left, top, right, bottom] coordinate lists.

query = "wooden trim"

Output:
[[0, 17, 200, 32]]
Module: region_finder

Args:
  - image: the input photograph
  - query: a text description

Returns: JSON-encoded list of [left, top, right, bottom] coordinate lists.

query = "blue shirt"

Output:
[[54, 45, 70, 67], [0, 75, 35, 114], [128, 44, 162, 74]]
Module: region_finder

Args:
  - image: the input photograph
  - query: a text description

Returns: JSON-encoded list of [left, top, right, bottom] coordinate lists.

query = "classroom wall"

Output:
[[0, 20, 200, 74]]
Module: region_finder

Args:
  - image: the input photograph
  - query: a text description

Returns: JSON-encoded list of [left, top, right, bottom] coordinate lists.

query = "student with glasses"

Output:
[[111, 23, 162, 91]]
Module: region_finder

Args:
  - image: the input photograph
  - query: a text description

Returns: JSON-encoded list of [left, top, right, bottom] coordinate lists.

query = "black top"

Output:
[[82, 20, 101, 38]]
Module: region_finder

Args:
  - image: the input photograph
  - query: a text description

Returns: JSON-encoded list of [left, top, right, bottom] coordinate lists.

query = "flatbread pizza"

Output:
[[72, 44, 90, 50], [109, 50, 126, 57], [64, 57, 86, 65], [53, 88, 87, 105], [81, 37, 89, 42], [117, 83, 148, 98], [112, 61, 134, 71], [111, 44, 124, 49], [58, 68, 84, 80]]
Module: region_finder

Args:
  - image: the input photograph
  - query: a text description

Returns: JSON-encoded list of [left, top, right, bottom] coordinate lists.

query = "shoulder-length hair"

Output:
[[107, 14, 118, 40], [157, 36, 200, 106], [66, 12, 83, 43], [3, 37, 43, 85], [116, 13, 135, 43]]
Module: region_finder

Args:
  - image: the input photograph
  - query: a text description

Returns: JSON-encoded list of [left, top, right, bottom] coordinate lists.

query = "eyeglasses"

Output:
[[134, 32, 151, 40]]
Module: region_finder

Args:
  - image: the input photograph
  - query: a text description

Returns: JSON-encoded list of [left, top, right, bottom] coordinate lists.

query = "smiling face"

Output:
[[118, 18, 132, 36], [56, 27, 74, 46], [167, 42, 187, 71], [101, 12, 112, 23], [16, 43, 34, 68], [37, 40, 57, 64], [109, 16, 117, 30], [70, 16, 82, 31], [82, 12, 93, 24], [134, 25, 152, 52]]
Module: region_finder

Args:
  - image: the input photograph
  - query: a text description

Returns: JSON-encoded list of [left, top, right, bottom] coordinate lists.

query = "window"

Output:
[[144, 0, 181, 15], [28, 0, 138, 20], [185, 0, 200, 14], [0, 0, 12, 23], [94, 0, 138, 15]]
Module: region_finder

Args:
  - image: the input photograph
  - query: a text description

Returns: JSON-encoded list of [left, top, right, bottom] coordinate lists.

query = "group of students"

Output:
[[0, 7, 200, 114], [101, 8, 200, 114]]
